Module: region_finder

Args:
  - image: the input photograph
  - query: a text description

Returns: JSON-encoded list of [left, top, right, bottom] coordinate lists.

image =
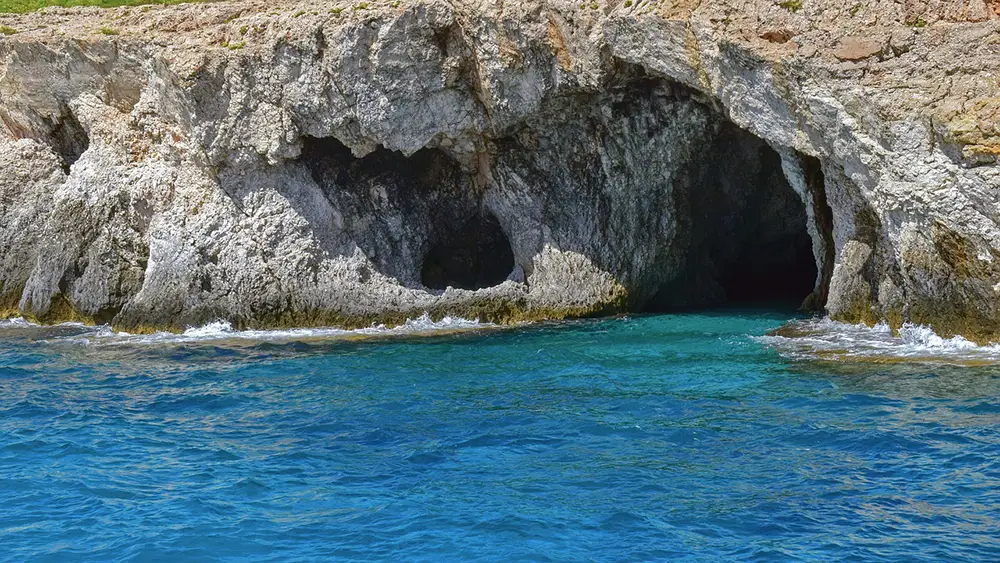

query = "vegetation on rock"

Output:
[[0, 0, 198, 13]]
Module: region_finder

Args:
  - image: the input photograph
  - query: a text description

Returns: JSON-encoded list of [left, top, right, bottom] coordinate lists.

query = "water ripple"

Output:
[[1, 311, 999, 561]]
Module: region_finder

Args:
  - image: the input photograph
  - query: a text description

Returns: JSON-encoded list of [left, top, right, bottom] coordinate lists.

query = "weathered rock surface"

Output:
[[0, 0, 998, 340]]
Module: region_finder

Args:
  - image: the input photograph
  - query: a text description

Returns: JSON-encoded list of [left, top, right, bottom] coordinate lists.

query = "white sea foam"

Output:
[[1, 313, 492, 346], [0, 317, 36, 329], [8, 313, 999, 363], [755, 317, 1000, 364]]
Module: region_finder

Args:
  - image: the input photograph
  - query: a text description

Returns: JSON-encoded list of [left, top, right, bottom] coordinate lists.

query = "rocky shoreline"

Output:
[[1, 0, 998, 339]]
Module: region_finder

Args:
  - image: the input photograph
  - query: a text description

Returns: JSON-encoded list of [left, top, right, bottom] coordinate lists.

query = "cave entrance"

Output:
[[45, 109, 89, 174], [300, 135, 474, 288], [421, 212, 515, 291], [649, 122, 821, 311]]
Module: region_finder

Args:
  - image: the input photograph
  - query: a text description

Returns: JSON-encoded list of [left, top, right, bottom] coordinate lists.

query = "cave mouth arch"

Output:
[[421, 211, 515, 291], [647, 121, 822, 311]]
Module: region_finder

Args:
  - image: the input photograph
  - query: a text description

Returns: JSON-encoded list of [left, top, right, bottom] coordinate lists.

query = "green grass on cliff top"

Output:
[[0, 0, 200, 13]]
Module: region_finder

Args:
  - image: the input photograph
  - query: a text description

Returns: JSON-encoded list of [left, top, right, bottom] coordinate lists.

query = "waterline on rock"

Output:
[[0, 313, 495, 347], [7, 312, 1000, 365], [758, 317, 1000, 365]]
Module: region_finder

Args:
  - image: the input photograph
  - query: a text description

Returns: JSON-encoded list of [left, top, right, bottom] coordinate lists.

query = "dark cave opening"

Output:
[[648, 121, 821, 311], [420, 212, 515, 291], [715, 227, 818, 305], [299, 135, 517, 291], [47, 110, 89, 174], [296, 98, 824, 306], [301, 135, 482, 288]]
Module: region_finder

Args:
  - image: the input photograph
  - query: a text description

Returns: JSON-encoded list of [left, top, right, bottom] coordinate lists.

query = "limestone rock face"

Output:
[[0, 0, 997, 340]]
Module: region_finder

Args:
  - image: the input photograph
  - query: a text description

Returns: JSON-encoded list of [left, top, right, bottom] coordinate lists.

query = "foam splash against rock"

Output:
[[757, 318, 1000, 365], [0, 314, 492, 346]]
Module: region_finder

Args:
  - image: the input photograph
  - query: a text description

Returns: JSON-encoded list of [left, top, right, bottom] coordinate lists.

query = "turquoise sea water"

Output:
[[1, 310, 999, 562]]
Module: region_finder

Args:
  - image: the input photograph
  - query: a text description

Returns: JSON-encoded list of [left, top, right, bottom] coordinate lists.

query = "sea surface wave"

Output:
[[2, 309, 999, 562]]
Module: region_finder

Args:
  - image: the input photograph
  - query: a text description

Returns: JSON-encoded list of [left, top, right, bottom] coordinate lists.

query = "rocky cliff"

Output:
[[0, 0, 998, 339]]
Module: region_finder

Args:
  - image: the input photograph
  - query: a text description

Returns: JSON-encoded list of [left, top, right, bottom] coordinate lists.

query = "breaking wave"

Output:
[[756, 317, 1000, 365], [0, 313, 493, 346]]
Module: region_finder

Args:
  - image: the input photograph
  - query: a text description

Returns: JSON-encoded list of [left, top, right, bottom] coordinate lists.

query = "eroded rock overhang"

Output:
[[0, 0, 997, 340]]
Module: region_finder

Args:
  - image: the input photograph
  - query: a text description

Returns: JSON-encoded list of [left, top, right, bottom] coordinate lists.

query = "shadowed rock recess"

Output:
[[0, 0, 998, 340]]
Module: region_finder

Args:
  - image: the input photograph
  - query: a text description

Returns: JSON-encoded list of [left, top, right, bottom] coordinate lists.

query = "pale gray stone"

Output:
[[0, 0, 996, 340]]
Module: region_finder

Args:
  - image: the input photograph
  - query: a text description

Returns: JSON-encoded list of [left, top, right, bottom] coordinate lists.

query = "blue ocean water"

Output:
[[1, 310, 999, 562]]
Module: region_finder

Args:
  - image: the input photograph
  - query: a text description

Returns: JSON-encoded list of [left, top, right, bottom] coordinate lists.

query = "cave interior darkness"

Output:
[[702, 126, 820, 309], [301, 135, 516, 292], [300, 114, 822, 310], [647, 121, 821, 311], [420, 212, 515, 291], [47, 109, 90, 174]]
